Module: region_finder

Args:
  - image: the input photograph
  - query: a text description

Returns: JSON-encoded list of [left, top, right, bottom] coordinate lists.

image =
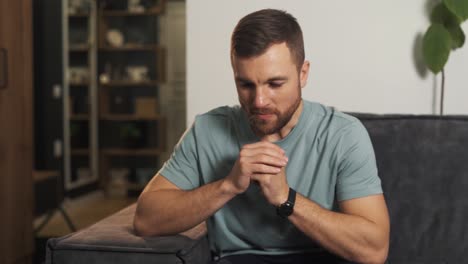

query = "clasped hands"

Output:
[[225, 141, 289, 206]]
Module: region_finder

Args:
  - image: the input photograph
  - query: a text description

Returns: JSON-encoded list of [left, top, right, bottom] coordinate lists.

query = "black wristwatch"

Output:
[[276, 188, 296, 218]]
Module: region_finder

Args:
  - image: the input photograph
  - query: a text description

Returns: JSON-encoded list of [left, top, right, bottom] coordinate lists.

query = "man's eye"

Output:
[[269, 82, 283, 88]]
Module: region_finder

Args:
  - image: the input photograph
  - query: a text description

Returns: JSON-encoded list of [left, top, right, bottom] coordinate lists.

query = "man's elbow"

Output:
[[133, 209, 165, 237], [133, 213, 153, 237], [355, 245, 388, 264]]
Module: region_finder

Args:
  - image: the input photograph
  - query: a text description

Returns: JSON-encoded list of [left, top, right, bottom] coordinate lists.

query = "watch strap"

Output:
[[276, 187, 296, 218], [287, 187, 296, 206]]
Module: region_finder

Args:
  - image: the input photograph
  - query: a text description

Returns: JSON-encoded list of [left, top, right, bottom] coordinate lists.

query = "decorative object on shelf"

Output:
[[69, 67, 90, 83], [99, 62, 112, 84], [135, 167, 156, 185], [119, 122, 144, 148], [99, 73, 110, 84], [126, 65, 149, 82], [107, 168, 130, 197], [68, 0, 92, 15], [110, 95, 132, 114], [106, 29, 125, 47], [109, 168, 129, 184], [135, 97, 157, 117], [128, 0, 146, 13]]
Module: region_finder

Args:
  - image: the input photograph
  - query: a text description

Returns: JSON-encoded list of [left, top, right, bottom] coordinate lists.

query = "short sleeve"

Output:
[[159, 122, 200, 190], [335, 121, 383, 201]]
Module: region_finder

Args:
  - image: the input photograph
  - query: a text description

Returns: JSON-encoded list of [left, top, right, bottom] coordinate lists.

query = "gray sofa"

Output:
[[46, 114, 468, 263]]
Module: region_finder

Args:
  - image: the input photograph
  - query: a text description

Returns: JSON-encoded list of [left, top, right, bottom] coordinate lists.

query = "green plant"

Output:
[[422, 0, 468, 115], [119, 123, 141, 139]]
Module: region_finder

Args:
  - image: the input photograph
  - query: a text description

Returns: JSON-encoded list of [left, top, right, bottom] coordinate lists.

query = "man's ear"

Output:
[[300, 60, 310, 88]]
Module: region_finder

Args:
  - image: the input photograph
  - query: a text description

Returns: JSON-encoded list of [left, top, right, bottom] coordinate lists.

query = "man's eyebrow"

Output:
[[235, 77, 253, 83], [266, 76, 288, 82], [235, 76, 289, 83]]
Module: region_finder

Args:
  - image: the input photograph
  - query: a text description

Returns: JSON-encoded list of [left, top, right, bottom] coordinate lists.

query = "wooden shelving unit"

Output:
[[101, 148, 163, 156], [100, 80, 161, 87], [71, 149, 90, 156], [99, 44, 160, 51], [62, 0, 167, 195], [69, 81, 91, 87], [69, 44, 91, 52], [68, 13, 90, 18], [100, 114, 161, 121], [70, 114, 89, 120], [97, 0, 167, 196]]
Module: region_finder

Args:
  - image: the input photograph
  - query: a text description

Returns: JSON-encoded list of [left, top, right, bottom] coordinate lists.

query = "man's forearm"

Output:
[[289, 194, 389, 264], [134, 178, 236, 237]]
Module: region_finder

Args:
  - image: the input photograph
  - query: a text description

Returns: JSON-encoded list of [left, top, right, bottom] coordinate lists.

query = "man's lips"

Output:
[[253, 113, 274, 120]]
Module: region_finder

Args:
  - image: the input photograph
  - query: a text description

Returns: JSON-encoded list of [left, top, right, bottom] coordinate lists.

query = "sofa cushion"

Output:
[[351, 114, 468, 263], [46, 204, 211, 264]]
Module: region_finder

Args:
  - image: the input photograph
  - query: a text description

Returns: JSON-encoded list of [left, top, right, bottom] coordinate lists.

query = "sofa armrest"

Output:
[[46, 203, 211, 264]]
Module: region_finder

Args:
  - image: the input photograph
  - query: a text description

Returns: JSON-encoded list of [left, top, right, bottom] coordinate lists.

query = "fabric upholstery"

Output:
[[352, 114, 468, 263], [46, 204, 211, 264]]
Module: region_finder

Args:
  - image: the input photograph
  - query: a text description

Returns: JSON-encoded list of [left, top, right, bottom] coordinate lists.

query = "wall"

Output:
[[187, 0, 468, 126]]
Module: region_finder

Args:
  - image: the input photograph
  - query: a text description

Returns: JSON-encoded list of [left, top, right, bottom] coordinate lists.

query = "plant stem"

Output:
[[440, 68, 445, 116]]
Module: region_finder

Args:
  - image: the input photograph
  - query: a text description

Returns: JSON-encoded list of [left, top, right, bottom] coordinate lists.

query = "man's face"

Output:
[[232, 43, 309, 136]]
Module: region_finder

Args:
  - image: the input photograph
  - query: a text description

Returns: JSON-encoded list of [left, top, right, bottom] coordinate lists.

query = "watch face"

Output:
[[278, 202, 294, 217]]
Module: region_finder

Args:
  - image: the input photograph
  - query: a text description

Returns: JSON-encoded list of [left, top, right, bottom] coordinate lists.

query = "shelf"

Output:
[[100, 9, 163, 17], [99, 44, 160, 51], [71, 149, 90, 155], [100, 80, 161, 87], [69, 45, 90, 52], [69, 82, 90, 87], [70, 114, 89, 120], [101, 148, 162, 156], [33, 170, 59, 183], [68, 12, 90, 18], [100, 114, 161, 121]]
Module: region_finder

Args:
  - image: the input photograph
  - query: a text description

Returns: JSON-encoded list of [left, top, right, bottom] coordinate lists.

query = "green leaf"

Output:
[[446, 22, 466, 48], [431, 3, 463, 25], [444, 0, 468, 21], [430, 3, 466, 49], [423, 24, 452, 73]]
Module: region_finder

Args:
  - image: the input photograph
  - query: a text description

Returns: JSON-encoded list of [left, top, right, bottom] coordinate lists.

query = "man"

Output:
[[134, 9, 389, 264]]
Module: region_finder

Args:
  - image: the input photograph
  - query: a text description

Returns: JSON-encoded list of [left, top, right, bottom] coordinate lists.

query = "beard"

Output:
[[242, 94, 302, 137]]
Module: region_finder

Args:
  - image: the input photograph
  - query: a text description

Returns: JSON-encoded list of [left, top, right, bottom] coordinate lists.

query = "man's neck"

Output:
[[261, 100, 304, 142]]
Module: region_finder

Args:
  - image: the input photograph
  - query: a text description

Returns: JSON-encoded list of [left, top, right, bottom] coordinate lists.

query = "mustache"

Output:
[[249, 108, 276, 115]]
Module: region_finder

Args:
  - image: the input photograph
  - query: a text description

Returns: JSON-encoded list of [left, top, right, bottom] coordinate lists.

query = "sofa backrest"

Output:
[[352, 114, 468, 263]]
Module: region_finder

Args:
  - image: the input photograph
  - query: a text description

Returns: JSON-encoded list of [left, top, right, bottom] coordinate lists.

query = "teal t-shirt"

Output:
[[159, 100, 383, 257]]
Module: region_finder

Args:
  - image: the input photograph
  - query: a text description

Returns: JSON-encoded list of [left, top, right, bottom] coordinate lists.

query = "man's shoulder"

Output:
[[191, 105, 242, 137], [304, 100, 361, 131], [300, 100, 369, 148], [195, 105, 241, 124]]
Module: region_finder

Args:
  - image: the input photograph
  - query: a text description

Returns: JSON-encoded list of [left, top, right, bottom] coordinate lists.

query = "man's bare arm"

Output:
[[288, 194, 390, 264], [133, 175, 235, 237]]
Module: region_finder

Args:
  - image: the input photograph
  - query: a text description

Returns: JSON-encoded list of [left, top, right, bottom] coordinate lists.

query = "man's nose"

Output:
[[253, 87, 268, 108]]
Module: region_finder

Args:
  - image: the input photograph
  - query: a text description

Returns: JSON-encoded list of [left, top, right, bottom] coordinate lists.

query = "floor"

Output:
[[35, 190, 136, 237], [34, 191, 136, 263]]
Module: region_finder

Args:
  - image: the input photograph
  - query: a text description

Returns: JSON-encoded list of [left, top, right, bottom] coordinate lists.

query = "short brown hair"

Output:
[[231, 9, 305, 70]]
